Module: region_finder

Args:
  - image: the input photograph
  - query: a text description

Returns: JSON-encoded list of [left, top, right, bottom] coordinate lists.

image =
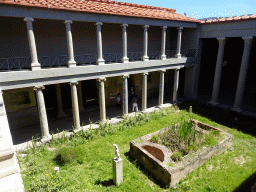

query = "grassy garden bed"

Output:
[[17, 104, 256, 191]]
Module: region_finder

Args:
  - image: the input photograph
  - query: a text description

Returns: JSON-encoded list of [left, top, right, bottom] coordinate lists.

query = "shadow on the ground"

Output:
[[178, 101, 256, 137], [124, 151, 169, 189], [233, 171, 256, 192], [95, 179, 115, 187]]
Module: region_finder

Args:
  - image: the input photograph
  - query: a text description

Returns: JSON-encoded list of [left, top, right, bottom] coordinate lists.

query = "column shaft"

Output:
[[123, 75, 129, 115], [77, 82, 85, 112], [34, 86, 50, 138], [233, 37, 253, 111], [96, 22, 105, 65], [142, 73, 148, 110], [55, 84, 66, 118], [176, 27, 183, 58], [64, 20, 76, 67], [24, 17, 41, 70], [70, 82, 80, 130], [173, 69, 180, 103], [210, 37, 226, 105], [161, 26, 167, 60], [122, 24, 129, 63], [142, 25, 149, 61], [159, 70, 166, 106], [98, 78, 106, 121]]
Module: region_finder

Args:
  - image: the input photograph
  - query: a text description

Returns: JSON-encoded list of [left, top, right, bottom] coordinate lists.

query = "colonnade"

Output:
[[23, 17, 184, 70], [29, 68, 180, 139], [209, 36, 254, 112]]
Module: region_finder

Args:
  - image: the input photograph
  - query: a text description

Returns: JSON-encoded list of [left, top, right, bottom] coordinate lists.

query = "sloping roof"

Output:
[[201, 14, 256, 24], [0, 0, 200, 23]]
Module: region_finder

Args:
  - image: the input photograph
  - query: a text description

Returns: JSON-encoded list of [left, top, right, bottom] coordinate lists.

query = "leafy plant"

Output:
[[172, 152, 182, 161]]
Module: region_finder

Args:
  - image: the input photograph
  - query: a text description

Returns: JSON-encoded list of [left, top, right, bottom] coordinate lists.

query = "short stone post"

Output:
[[189, 106, 192, 113], [113, 144, 123, 186]]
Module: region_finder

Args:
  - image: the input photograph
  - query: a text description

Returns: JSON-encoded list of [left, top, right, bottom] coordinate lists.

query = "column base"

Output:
[[231, 107, 242, 113], [41, 135, 51, 143], [73, 127, 81, 133], [31, 63, 41, 71], [175, 54, 181, 59], [121, 57, 129, 63], [68, 61, 76, 68], [208, 100, 219, 106], [161, 55, 166, 60], [97, 59, 105, 65], [142, 56, 149, 61], [157, 104, 164, 108]]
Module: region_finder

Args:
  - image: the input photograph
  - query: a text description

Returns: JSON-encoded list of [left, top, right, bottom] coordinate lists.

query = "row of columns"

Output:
[[34, 68, 180, 138], [209, 36, 253, 112], [23, 17, 183, 70]]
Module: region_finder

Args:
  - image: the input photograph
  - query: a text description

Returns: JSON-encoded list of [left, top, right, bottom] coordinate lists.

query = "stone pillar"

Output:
[[77, 81, 85, 112], [24, 17, 41, 71], [98, 78, 106, 122], [55, 84, 66, 118], [209, 37, 226, 105], [232, 37, 253, 112], [34, 86, 50, 138], [69, 81, 80, 130], [176, 27, 183, 58], [96, 22, 105, 65], [173, 69, 180, 103], [122, 24, 129, 63], [123, 74, 129, 115], [142, 25, 149, 61], [64, 20, 76, 67], [161, 26, 167, 60], [158, 70, 166, 107], [142, 72, 148, 110]]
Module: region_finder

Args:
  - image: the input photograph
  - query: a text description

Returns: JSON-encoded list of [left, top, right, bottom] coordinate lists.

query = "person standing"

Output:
[[116, 93, 121, 109], [132, 94, 138, 112]]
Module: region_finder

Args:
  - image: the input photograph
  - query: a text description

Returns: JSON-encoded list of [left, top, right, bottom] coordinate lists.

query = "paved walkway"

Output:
[[11, 97, 164, 145]]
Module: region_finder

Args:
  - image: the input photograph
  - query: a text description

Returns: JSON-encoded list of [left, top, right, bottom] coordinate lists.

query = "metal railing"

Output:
[[0, 49, 195, 71]]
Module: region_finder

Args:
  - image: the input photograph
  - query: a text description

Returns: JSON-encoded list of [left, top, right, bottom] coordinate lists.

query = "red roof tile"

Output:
[[201, 14, 256, 24], [0, 0, 200, 23]]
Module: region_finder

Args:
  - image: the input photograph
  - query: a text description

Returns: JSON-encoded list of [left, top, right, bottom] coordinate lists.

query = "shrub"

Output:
[[172, 152, 182, 161]]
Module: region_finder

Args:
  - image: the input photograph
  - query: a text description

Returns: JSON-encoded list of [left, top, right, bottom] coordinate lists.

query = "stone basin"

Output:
[[129, 119, 234, 187]]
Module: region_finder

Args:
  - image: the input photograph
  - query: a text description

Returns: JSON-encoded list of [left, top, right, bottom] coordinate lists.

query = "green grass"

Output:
[[17, 104, 256, 192]]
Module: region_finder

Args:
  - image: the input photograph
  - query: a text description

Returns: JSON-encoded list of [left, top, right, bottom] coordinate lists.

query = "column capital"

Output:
[[24, 17, 34, 22], [142, 72, 149, 76], [242, 36, 253, 45], [217, 37, 226, 45], [97, 77, 106, 82], [174, 68, 180, 71], [160, 69, 166, 73], [64, 20, 73, 24], [178, 27, 183, 30], [162, 26, 167, 29], [123, 74, 130, 78], [34, 85, 45, 91], [69, 81, 78, 86], [96, 22, 103, 26], [122, 24, 128, 27], [143, 25, 149, 28]]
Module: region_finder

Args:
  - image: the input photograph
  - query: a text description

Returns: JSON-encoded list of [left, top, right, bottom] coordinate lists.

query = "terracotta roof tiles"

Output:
[[201, 14, 256, 24], [0, 0, 200, 22]]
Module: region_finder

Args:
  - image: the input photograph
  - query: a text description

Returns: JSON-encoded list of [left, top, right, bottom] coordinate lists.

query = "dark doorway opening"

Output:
[[82, 79, 98, 109]]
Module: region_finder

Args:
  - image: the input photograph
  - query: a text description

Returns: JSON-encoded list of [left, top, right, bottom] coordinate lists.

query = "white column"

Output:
[[98, 78, 106, 122], [64, 20, 76, 67], [173, 69, 180, 103], [142, 25, 149, 61], [123, 74, 129, 115], [34, 86, 50, 138], [233, 37, 253, 112], [70, 81, 80, 131], [96, 22, 105, 65], [161, 26, 167, 60], [209, 37, 226, 105], [176, 27, 183, 58], [55, 84, 66, 118], [77, 81, 85, 112], [142, 72, 148, 110], [158, 69, 166, 107], [121, 24, 129, 63], [24, 17, 41, 71]]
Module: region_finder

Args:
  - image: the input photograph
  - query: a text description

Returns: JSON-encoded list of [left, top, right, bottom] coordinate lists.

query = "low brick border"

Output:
[[129, 119, 234, 187]]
